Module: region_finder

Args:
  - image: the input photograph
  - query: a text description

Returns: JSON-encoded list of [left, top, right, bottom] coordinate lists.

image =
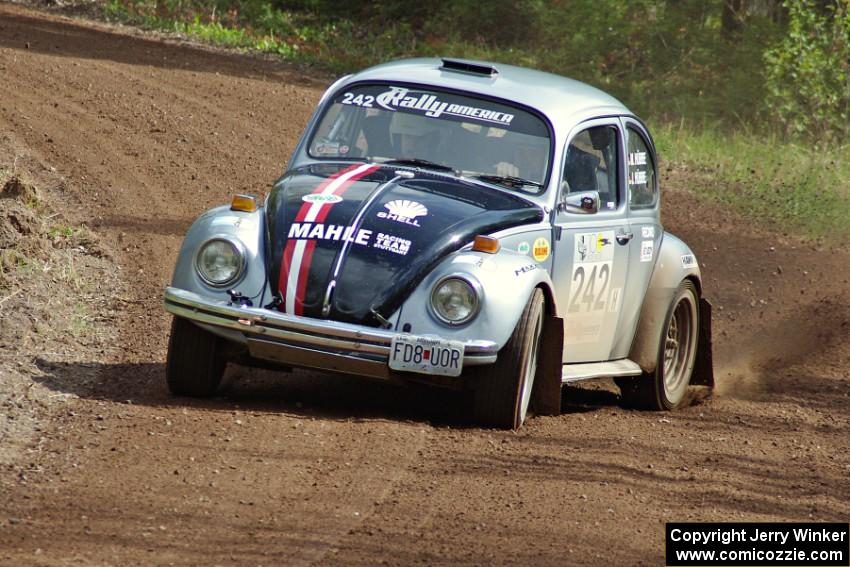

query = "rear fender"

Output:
[[629, 233, 707, 376]]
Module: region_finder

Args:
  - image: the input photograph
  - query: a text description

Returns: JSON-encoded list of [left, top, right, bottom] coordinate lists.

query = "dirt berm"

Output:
[[0, 4, 848, 566]]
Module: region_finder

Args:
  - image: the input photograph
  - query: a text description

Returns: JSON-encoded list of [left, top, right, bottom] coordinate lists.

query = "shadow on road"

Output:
[[31, 358, 635, 426], [31, 357, 475, 426]]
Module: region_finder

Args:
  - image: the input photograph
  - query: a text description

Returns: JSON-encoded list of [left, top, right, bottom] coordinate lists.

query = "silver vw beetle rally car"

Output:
[[163, 58, 713, 429]]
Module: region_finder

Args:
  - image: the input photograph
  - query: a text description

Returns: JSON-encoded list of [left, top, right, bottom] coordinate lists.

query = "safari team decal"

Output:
[[532, 237, 550, 262], [278, 163, 380, 316]]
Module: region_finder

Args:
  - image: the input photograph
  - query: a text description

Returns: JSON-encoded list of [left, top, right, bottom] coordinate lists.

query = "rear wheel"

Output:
[[619, 280, 699, 410], [166, 316, 226, 397], [473, 289, 545, 429]]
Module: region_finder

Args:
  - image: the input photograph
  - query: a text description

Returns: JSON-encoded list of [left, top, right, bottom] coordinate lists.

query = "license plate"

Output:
[[388, 335, 464, 377]]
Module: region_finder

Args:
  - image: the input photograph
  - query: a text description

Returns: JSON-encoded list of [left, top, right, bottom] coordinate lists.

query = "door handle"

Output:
[[616, 230, 633, 245]]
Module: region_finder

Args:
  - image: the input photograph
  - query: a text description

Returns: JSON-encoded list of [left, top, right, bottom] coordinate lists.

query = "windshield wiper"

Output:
[[472, 174, 544, 190], [382, 158, 458, 174]]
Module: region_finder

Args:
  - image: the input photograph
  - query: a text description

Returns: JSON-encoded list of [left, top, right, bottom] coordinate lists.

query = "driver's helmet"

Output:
[[389, 111, 448, 155], [506, 132, 549, 180]]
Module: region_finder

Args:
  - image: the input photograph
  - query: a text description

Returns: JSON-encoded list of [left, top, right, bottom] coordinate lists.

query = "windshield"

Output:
[[307, 83, 552, 193]]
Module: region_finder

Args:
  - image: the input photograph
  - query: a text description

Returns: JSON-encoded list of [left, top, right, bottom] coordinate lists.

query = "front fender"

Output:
[[628, 232, 701, 373], [171, 205, 267, 304], [395, 249, 556, 350]]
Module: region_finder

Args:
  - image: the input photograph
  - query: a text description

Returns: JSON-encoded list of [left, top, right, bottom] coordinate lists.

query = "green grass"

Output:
[[97, 0, 850, 239], [48, 224, 75, 240], [654, 123, 850, 237], [103, 1, 303, 58]]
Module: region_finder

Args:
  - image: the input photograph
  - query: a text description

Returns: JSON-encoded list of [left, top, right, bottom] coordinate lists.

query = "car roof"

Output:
[[343, 58, 633, 128]]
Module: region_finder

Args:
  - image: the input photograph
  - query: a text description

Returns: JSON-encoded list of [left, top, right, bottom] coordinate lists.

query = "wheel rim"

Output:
[[518, 306, 544, 424], [662, 293, 697, 399]]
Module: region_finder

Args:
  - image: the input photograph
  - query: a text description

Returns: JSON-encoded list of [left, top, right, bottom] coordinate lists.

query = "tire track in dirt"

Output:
[[0, 5, 848, 566]]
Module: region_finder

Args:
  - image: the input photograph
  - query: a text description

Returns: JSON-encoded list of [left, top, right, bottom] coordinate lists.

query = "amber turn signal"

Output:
[[230, 194, 257, 213], [471, 235, 500, 254]]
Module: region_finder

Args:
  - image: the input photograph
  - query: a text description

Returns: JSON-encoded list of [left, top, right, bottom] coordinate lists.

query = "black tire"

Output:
[[165, 316, 225, 397], [473, 288, 545, 429], [619, 280, 699, 410]]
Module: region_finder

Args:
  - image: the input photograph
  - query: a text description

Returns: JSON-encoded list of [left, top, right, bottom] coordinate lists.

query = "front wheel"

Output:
[[619, 280, 699, 410], [473, 288, 545, 429], [166, 317, 226, 397]]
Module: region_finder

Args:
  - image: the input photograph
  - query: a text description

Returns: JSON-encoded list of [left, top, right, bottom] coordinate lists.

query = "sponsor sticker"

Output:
[[640, 240, 654, 262], [517, 241, 530, 255], [342, 86, 516, 126], [532, 237, 550, 262], [377, 200, 428, 227], [302, 193, 342, 205], [681, 254, 698, 268], [514, 263, 538, 276], [575, 231, 614, 263], [314, 142, 340, 156], [641, 226, 655, 239], [373, 232, 411, 256], [287, 222, 372, 246]]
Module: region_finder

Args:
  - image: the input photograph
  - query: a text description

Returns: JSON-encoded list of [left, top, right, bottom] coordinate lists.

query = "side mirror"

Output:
[[560, 191, 599, 215]]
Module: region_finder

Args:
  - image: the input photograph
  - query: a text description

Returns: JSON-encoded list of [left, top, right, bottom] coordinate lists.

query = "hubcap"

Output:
[[663, 295, 696, 397], [518, 306, 544, 424]]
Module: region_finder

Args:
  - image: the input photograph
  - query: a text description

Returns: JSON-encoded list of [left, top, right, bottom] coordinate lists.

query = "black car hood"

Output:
[[266, 162, 543, 326]]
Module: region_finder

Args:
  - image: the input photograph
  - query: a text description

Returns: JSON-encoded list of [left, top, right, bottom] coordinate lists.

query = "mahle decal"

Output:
[[288, 222, 371, 245]]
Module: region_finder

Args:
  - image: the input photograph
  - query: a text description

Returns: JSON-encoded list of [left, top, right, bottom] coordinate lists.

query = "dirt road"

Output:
[[0, 4, 848, 565]]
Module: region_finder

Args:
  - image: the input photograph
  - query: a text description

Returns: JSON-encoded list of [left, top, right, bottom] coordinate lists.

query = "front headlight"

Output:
[[430, 276, 480, 325], [195, 238, 244, 287]]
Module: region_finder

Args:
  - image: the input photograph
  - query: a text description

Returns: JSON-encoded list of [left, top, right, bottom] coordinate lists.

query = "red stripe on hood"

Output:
[[276, 163, 379, 314], [293, 164, 379, 315]]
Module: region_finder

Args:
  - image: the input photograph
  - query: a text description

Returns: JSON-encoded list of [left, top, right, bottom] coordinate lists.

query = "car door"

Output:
[[608, 118, 662, 358], [551, 119, 633, 363]]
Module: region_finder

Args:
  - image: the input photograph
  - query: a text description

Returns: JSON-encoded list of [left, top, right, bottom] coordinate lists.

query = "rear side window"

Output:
[[627, 126, 657, 208]]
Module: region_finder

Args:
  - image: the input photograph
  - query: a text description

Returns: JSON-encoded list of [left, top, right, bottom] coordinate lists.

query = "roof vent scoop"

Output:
[[439, 58, 499, 77]]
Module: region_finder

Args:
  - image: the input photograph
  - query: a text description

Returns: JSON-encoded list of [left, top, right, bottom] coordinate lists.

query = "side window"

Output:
[[561, 126, 619, 211], [627, 126, 657, 208]]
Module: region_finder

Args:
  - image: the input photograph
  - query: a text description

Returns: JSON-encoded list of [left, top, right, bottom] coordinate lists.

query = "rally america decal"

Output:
[[278, 163, 379, 316], [341, 86, 515, 126]]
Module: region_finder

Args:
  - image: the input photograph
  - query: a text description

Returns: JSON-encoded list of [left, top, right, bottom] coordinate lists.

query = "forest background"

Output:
[[100, 0, 850, 236]]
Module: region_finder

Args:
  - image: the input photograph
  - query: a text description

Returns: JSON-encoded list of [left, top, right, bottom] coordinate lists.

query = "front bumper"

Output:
[[163, 287, 498, 380]]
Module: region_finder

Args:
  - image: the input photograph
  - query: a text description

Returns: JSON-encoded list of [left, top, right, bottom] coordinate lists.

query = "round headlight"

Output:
[[431, 276, 480, 325], [196, 238, 244, 287]]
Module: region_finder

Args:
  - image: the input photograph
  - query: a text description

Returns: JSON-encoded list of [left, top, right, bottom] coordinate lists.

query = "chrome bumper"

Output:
[[163, 287, 498, 380]]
